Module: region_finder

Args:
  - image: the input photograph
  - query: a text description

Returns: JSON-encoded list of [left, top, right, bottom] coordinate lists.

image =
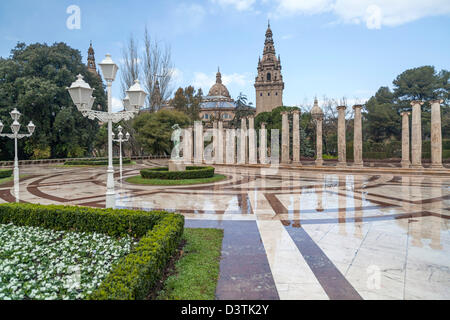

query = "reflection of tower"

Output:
[[255, 22, 284, 114], [315, 174, 324, 212], [87, 42, 98, 75]]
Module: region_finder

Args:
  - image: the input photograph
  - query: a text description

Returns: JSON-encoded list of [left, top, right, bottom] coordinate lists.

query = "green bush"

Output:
[[443, 150, 450, 159], [140, 166, 215, 180], [363, 152, 388, 160], [0, 203, 184, 300], [0, 169, 13, 179], [65, 158, 131, 166]]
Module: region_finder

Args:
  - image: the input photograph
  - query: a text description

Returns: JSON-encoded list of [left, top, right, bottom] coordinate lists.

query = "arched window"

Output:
[[267, 73, 271, 81]]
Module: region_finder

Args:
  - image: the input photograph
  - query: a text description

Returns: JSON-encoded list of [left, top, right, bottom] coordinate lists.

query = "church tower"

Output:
[[254, 22, 284, 114], [87, 42, 98, 75]]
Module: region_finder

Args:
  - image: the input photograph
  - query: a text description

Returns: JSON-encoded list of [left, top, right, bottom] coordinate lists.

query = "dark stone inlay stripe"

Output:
[[283, 225, 363, 300], [185, 220, 279, 300]]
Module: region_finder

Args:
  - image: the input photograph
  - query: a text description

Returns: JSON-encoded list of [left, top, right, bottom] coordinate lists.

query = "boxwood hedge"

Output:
[[65, 158, 131, 166], [0, 203, 184, 300], [140, 166, 215, 180], [0, 169, 13, 179]]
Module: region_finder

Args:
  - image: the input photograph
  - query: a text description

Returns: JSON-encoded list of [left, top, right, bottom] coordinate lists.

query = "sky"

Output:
[[0, 0, 449, 111]]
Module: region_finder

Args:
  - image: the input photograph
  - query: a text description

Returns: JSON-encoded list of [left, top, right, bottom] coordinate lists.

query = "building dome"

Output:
[[208, 68, 231, 99], [311, 97, 324, 119]]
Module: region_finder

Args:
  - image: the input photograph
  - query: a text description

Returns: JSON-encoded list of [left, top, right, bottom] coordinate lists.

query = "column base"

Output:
[[169, 159, 186, 172], [401, 161, 411, 168], [411, 164, 423, 169], [336, 162, 347, 168], [353, 162, 364, 168], [292, 161, 302, 166], [431, 164, 443, 169], [315, 160, 323, 167]]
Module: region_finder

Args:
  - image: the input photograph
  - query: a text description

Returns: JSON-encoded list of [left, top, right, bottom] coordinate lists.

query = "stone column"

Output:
[[292, 110, 302, 165], [352, 105, 363, 168], [194, 121, 203, 164], [238, 118, 247, 164], [259, 122, 267, 164], [337, 106, 347, 167], [216, 121, 224, 164], [212, 121, 218, 164], [248, 116, 257, 164], [411, 100, 424, 169], [281, 111, 290, 164], [315, 117, 323, 166], [183, 126, 193, 164], [401, 112, 411, 168], [225, 129, 236, 164], [430, 99, 443, 168]]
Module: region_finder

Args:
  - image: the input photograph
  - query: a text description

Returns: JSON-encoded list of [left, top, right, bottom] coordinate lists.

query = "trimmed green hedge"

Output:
[[140, 166, 215, 180], [0, 203, 184, 300], [0, 169, 13, 179], [65, 158, 131, 166]]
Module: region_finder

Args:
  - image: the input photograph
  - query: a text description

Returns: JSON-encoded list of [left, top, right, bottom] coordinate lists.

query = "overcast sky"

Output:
[[0, 0, 449, 111]]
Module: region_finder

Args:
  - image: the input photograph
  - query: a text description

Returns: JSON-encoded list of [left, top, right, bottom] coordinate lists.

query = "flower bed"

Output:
[[140, 166, 215, 180], [0, 169, 13, 179], [0, 203, 184, 300], [0, 223, 134, 300], [64, 158, 131, 166]]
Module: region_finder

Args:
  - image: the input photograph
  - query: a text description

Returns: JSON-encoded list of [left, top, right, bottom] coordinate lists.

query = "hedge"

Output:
[[65, 158, 131, 166], [0, 203, 184, 300], [140, 166, 215, 180], [0, 169, 13, 179]]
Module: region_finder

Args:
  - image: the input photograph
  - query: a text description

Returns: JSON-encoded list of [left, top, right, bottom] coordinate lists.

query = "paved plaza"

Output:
[[1, 160, 449, 300]]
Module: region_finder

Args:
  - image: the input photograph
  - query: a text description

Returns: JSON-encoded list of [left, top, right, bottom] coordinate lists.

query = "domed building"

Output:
[[199, 68, 237, 128]]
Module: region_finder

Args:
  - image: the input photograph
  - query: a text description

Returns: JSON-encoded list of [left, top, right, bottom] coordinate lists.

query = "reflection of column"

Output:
[[292, 110, 301, 165], [315, 181, 324, 212], [248, 116, 257, 164], [430, 99, 443, 169], [401, 112, 411, 168], [217, 121, 224, 164], [409, 176, 423, 247], [183, 127, 193, 164], [238, 118, 247, 164], [353, 189, 363, 239], [352, 105, 363, 168], [411, 100, 424, 169], [338, 176, 347, 235], [315, 118, 323, 166], [194, 121, 203, 164], [429, 178, 443, 250], [213, 121, 218, 164], [281, 111, 290, 164], [337, 106, 347, 167], [259, 122, 267, 164], [226, 129, 236, 164]]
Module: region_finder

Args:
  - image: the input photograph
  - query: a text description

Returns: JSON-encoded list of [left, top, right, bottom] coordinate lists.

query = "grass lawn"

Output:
[[157, 228, 223, 300], [126, 174, 227, 186]]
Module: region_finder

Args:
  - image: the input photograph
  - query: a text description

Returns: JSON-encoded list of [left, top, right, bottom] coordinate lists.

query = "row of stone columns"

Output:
[[401, 100, 444, 169]]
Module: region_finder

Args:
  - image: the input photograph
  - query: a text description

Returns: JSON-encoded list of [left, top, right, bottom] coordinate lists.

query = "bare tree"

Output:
[[142, 27, 173, 112], [120, 34, 141, 96]]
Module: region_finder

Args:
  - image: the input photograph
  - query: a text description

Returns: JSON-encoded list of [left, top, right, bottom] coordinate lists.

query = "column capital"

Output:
[[410, 100, 424, 106], [260, 122, 267, 127], [352, 104, 363, 111], [280, 111, 289, 116], [337, 105, 347, 111], [400, 111, 411, 117], [291, 109, 301, 115], [247, 115, 255, 120], [429, 99, 443, 105]]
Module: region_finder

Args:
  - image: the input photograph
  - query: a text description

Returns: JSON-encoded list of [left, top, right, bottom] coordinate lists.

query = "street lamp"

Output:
[[0, 108, 36, 187], [67, 54, 147, 208], [112, 125, 130, 182]]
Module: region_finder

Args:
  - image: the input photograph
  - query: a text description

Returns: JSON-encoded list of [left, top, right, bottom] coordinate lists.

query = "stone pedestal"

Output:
[[281, 111, 290, 164], [168, 159, 186, 172], [248, 116, 257, 164], [401, 112, 411, 168], [353, 105, 363, 168], [259, 122, 267, 164], [337, 106, 347, 167], [411, 100, 424, 169], [292, 110, 302, 165], [430, 99, 443, 168]]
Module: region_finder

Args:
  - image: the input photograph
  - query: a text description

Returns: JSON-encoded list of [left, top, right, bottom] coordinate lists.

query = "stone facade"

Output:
[[255, 23, 284, 115]]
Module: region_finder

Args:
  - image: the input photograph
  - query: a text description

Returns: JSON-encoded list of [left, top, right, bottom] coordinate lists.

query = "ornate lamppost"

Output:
[[112, 125, 130, 182], [0, 108, 36, 187], [67, 54, 147, 208]]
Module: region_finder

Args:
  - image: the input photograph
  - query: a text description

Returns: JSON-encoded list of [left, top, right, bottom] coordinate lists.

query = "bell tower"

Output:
[[87, 41, 98, 75], [255, 22, 284, 114]]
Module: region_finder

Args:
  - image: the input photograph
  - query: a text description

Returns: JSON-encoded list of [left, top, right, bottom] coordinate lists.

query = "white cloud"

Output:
[[273, 0, 450, 29], [172, 3, 206, 33], [211, 0, 256, 11], [112, 97, 124, 113], [171, 68, 184, 87]]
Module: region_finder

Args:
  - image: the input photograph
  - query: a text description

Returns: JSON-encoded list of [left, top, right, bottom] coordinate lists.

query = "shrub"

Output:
[[140, 166, 215, 180], [0, 169, 13, 179], [363, 152, 387, 160], [0, 203, 184, 300], [65, 158, 131, 166]]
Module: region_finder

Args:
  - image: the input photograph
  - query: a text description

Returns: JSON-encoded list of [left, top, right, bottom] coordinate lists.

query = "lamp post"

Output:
[[0, 108, 36, 188], [67, 54, 147, 208], [112, 125, 130, 182]]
